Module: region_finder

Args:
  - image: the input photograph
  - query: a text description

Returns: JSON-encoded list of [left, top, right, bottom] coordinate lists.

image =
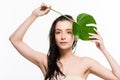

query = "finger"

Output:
[[88, 29, 98, 35], [89, 35, 98, 38], [89, 34, 102, 41], [41, 3, 51, 10], [89, 36, 100, 41], [43, 7, 51, 14], [93, 28, 101, 35], [41, 3, 48, 10]]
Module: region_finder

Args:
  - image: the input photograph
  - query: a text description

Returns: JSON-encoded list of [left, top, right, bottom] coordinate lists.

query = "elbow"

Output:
[[9, 35, 16, 43], [9, 35, 21, 44], [9, 36, 16, 47], [9, 35, 13, 43], [9, 36, 13, 42]]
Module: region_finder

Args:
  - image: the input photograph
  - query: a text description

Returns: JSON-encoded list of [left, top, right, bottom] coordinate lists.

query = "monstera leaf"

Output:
[[73, 13, 97, 40], [50, 7, 97, 40]]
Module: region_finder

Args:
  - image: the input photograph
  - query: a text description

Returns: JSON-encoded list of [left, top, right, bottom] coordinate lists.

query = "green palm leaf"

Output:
[[73, 13, 97, 40], [50, 7, 97, 41]]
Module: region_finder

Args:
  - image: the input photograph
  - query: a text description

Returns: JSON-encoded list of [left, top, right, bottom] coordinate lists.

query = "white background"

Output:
[[0, 0, 120, 80]]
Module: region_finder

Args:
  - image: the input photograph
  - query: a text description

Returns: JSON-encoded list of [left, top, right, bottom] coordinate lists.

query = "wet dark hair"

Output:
[[45, 15, 77, 80]]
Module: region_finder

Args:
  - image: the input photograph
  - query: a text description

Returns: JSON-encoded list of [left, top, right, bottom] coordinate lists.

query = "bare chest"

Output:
[[59, 59, 89, 77]]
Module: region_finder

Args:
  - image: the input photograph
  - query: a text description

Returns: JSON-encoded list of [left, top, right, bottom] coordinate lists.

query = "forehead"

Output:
[[55, 20, 72, 30]]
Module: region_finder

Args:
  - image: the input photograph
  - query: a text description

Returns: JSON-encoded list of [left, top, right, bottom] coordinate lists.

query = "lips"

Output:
[[60, 42, 67, 45]]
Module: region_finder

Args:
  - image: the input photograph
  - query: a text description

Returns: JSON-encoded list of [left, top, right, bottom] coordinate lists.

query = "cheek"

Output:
[[68, 35, 74, 41], [55, 35, 60, 43]]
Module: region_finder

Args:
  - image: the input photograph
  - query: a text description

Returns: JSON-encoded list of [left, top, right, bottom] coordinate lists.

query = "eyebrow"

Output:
[[55, 29, 72, 31]]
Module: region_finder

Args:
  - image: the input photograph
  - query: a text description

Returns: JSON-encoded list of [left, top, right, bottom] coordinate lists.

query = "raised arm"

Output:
[[9, 3, 50, 75], [88, 29, 120, 80]]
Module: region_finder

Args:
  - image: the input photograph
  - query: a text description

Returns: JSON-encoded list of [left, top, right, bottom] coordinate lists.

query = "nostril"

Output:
[[61, 36, 66, 40]]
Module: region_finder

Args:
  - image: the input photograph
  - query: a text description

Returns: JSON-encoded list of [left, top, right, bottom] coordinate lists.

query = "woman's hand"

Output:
[[32, 3, 51, 17], [89, 29, 105, 50], [89, 29, 120, 79]]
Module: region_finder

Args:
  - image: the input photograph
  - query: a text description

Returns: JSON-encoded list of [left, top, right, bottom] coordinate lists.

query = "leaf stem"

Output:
[[48, 7, 75, 22]]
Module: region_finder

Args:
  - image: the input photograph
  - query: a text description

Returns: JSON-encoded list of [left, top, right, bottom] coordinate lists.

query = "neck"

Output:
[[59, 48, 73, 59]]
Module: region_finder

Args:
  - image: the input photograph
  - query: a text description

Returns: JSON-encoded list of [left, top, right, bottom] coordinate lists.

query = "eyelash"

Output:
[[55, 31, 72, 34], [67, 31, 72, 34], [55, 32, 60, 34]]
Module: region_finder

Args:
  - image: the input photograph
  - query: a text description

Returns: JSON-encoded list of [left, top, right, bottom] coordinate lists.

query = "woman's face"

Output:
[[55, 20, 75, 50]]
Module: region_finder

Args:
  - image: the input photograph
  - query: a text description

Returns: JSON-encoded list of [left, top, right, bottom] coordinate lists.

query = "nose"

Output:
[[61, 33, 66, 40]]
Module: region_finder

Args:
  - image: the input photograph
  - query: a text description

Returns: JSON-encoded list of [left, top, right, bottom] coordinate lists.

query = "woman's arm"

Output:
[[89, 29, 120, 80], [9, 3, 50, 74]]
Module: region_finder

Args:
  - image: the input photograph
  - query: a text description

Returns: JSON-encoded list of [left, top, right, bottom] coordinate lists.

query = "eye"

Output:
[[67, 31, 72, 34], [55, 31, 61, 34]]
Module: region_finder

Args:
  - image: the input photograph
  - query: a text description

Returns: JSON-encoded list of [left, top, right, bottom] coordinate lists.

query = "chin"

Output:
[[59, 46, 71, 50]]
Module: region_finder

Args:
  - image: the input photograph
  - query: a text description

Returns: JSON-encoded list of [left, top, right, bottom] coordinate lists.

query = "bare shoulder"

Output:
[[75, 56, 99, 66], [82, 57, 100, 68], [83, 56, 98, 62]]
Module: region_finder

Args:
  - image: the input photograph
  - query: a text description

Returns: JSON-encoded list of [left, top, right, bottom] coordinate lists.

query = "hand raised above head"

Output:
[[32, 3, 51, 17]]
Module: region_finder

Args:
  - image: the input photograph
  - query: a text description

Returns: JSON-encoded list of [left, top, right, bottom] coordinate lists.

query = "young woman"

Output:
[[9, 3, 120, 80]]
